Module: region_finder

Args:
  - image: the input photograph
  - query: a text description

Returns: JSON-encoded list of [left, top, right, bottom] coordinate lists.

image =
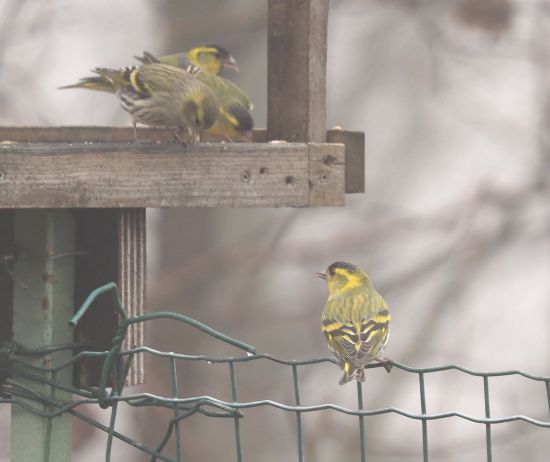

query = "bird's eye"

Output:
[[328, 267, 335, 276]]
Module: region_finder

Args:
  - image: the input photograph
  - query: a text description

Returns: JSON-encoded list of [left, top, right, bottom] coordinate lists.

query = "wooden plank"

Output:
[[0, 126, 364, 194], [0, 142, 314, 208], [0, 126, 178, 143], [2, 126, 358, 145], [0, 125, 256, 144], [11, 210, 74, 462], [0, 127, 353, 206], [327, 129, 365, 193], [308, 143, 345, 206], [118, 208, 145, 385], [267, 0, 329, 142]]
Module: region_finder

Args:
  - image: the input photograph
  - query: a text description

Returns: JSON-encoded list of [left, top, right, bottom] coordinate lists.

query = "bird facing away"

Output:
[[316, 262, 392, 385], [135, 51, 253, 140], [60, 63, 219, 143]]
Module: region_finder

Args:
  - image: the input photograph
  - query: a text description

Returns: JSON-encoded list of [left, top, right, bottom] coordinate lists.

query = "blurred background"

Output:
[[1, 0, 549, 460]]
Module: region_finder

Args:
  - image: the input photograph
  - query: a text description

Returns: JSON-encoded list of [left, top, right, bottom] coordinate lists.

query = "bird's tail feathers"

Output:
[[58, 75, 116, 93], [134, 51, 160, 65], [339, 364, 366, 385], [222, 101, 254, 132], [92, 67, 131, 88]]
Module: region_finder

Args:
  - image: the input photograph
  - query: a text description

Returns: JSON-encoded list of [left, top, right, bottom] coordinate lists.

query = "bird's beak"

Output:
[[224, 55, 240, 72], [314, 272, 328, 280]]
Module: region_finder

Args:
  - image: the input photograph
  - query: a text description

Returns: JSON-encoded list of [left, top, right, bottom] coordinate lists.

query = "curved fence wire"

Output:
[[1, 283, 549, 462]]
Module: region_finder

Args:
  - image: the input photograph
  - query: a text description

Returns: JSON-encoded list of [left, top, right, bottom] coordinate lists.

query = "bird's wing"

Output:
[[323, 309, 390, 364]]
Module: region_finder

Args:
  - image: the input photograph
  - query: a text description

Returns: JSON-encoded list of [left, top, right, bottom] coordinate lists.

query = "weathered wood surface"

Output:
[[267, 0, 329, 142], [0, 126, 190, 143], [255, 128, 365, 193], [1, 125, 360, 143], [0, 140, 345, 208], [0, 126, 364, 193], [308, 143, 344, 206], [118, 208, 145, 385]]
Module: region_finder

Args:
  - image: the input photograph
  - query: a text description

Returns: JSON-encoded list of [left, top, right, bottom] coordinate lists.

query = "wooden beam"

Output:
[[0, 127, 364, 194], [0, 141, 345, 208], [267, 0, 329, 142], [1, 127, 357, 145]]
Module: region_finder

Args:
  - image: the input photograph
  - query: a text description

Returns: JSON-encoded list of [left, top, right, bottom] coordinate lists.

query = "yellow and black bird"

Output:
[[316, 261, 392, 385], [155, 44, 240, 75], [60, 63, 219, 143], [135, 51, 253, 140]]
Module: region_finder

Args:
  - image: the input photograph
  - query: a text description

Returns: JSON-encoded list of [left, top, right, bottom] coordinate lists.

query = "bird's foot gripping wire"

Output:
[[375, 357, 393, 373]]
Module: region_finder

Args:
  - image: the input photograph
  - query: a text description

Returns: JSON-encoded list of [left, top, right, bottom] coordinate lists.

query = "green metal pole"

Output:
[[10, 210, 75, 462]]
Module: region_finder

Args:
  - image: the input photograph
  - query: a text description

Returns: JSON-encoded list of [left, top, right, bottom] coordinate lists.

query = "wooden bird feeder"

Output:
[[0, 1, 364, 460]]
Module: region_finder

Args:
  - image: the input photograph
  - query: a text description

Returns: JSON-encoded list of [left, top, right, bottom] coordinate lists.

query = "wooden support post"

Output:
[[10, 210, 75, 462], [268, 0, 329, 142], [73, 209, 145, 386]]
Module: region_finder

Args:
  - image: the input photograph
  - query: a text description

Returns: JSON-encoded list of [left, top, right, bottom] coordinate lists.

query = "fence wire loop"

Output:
[[2, 282, 550, 462]]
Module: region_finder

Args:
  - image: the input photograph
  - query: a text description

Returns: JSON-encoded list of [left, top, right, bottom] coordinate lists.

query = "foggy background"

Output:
[[1, 0, 549, 460]]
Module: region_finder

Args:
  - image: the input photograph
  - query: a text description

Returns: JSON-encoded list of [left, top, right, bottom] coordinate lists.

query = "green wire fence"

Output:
[[1, 282, 550, 462]]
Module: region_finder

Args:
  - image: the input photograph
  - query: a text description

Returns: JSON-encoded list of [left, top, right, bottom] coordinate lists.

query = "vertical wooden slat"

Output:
[[118, 208, 146, 385], [74, 209, 145, 386], [268, 0, 329, 142]]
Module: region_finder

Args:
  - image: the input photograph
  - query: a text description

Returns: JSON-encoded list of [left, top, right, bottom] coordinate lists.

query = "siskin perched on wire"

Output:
[[135, 51, 253, 141], [150, 44, 240, 75], [60, 63, 219, 143], [316, 261, 392, 385]]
